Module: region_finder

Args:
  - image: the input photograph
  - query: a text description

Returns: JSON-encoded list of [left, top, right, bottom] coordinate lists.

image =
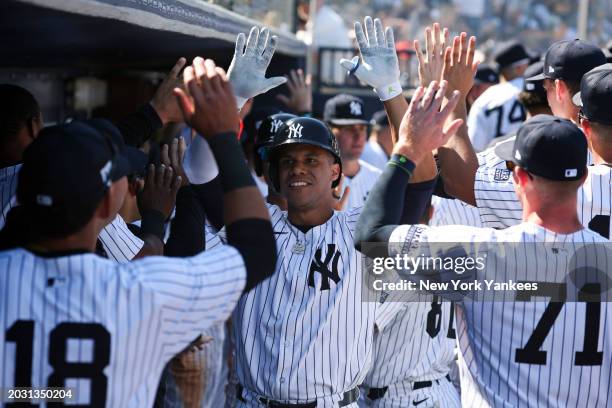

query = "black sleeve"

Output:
[[115, 103, 163, 147], [164, 186, 206, 257], [191, 177, 224, 231], [226, 219, 277, 294], [354, 164, 436, 254]]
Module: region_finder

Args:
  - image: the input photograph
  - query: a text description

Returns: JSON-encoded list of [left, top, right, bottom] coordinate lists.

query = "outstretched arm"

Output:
[[355, 81, 462, 251]]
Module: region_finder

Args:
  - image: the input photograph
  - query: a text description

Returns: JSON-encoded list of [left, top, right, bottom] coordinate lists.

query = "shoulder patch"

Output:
[[494, 168, 511, 181]]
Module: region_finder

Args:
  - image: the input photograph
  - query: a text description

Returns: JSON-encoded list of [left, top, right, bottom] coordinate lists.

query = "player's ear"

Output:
[[330, 162, 340, 185], [514, 166, 531, 187]]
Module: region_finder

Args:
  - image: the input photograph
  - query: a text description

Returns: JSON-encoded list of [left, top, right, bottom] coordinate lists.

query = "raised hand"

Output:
[[276, 69, 312, 113], [150, 57, 187, 124], [414, 23, 449, 87], [339, 16, 401, 101], [227, 26, 287, 109], [443, 32, 478, 97], [174, 57, 241, 138], [161, 137, 189, 187], [394, 81, 463, 163], [138, 163, 182, 220]]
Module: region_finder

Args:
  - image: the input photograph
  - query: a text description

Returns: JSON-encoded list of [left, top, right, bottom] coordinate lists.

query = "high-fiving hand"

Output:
[[227, 26, 287, 109], [394, 81, 463, 164], [414, 23, 449, 87], [339, 16, 401, 101], [442, 32, 478, 97]]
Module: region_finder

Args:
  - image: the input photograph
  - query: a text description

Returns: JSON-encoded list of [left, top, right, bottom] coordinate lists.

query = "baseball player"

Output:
[[230, 108, 440, 407], [340, 19, 474, 408], [467, 40, 530, 151], [361, 110, 392, 171], [438, 41, 610, 236], [0, 70, 194, 261], [0, 58, 277, 407], [323, 94, 383, 209], [355, 76, 612, 407]]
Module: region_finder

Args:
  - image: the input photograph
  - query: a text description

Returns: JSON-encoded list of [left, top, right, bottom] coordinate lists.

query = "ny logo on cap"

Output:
[[287, 123, 304, 139], [548, 66, 555, 74], [350, 101, 362, 116], [565, 168, 578, 178], [270, 119, 284, 134]]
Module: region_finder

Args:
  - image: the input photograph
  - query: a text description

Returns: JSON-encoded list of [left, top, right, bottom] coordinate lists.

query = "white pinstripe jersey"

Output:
[[0, 245, 246, 407], [344, 160, 382, 210], [389, 222, 612, 407], [0, 164, 144, 262], [467, 78, 525, 152], [430, 196, 483, 228], [474, 147, 612, 239], [232, 205, 404, 407]]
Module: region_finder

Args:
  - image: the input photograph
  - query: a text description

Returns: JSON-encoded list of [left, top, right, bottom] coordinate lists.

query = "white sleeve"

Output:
[[129, 245, 246, 360], [183, 134, 219, 184], [467, 104, 493, 152], [473, 156, 522, 229], [98, 215, 144, 262]]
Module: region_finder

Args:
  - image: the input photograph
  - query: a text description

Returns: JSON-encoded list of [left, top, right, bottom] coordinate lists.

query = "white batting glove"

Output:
[[228, 26, 287, 110], [339, 16, 402, 101]]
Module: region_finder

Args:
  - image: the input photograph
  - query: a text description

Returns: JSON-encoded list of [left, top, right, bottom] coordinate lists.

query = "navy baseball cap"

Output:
[[323, 94, 369, 126], [528, 39, 606, 82], [495, 115, 587, 181], [85, 118, 148, 176], [493, 41, 530, 70], [523, 61, 546, 97], [474, 64, 499, 84], [572, 63, 612, 125], [18, 121, 131, 209]]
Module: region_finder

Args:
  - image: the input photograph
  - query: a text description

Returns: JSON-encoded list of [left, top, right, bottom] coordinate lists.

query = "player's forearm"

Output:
[[382, 94, 409, 145], [191, 177, 224, 231], [355, 161, 414, 251], [115, 103, 163, 148], [436, 99, 478, 205], [133, 234, 164, 258], [165, 186, 206, 257]]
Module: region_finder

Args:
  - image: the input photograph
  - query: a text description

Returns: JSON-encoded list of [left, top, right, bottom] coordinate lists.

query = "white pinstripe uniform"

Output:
[[344, 160, 382, 210], [389, 222, 612, 407], [0, 164, 144, 262], [0, 245, 246, 407], [474, 146, 612, 238], [430, 196, 483, 228], [467, 78, 526, 152], [232, 205, 405, 407]]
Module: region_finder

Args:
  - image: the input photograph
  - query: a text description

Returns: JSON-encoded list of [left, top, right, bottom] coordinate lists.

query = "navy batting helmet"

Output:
[[268, 117, 342, 192]]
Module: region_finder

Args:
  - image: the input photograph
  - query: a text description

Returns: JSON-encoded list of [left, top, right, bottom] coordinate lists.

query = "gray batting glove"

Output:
[[228, 26, 287, 109], [339, 16, 402, 101]]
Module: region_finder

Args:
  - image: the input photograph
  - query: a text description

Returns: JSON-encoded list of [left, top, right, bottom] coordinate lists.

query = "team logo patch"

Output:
[[287, 123, 304, 139], [494, 168, 511, 181], [308, 244, 341, 290], [270, 119, 284, 134], [349, 101, 362, 116]]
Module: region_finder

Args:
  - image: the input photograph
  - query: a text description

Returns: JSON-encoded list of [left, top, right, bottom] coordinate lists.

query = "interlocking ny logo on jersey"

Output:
[[270, 119, 284, 134], [287, 123, 304, 139], [349, 101, 362, 116], [308, 244, 341, 290]]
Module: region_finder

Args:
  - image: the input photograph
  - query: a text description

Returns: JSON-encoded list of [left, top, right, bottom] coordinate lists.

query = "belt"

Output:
[[236, 384, 359, 407], [366, 374, 451, 400]]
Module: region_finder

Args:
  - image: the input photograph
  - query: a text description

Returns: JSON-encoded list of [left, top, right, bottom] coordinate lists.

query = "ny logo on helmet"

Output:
[[287, 123, 304, 139], [350, 101, 362, 116], [270, 119, 284, 134]]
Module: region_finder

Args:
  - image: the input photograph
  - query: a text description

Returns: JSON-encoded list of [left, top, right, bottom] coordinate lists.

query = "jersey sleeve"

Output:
[[473, 149, 522, 229], [98, 215, 144, 262], [129, 245, 246, 360], [467, 103, 494, 152]]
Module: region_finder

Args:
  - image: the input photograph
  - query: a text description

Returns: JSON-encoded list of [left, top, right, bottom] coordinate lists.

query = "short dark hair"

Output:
[[0, 84, 40, 145], [518, 91, 547, 111]]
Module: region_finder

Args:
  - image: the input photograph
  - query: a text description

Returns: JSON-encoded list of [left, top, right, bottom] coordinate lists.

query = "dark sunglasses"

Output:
[[505, 161, 533, 180]]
